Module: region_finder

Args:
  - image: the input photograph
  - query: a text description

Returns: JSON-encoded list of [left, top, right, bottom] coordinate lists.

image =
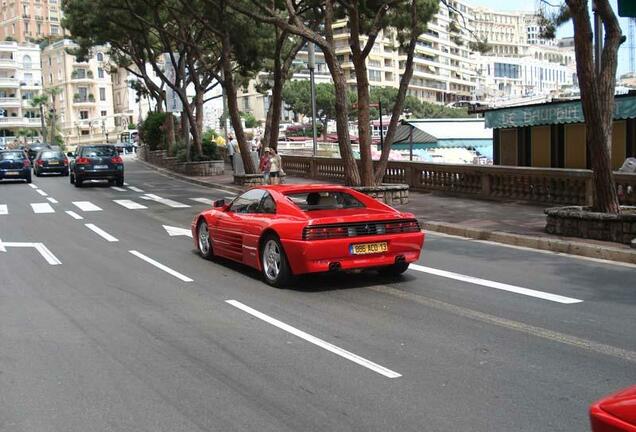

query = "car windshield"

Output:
[[286, 191, 365, 211], [82, 146, 117, 157], [40, 151, 63, 159], [0, 151, 24, 160]]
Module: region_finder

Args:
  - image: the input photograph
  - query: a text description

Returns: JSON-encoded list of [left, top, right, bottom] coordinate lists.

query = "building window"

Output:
[[99, 87, 106, 101], [98, 67, 104, 78], [80, 111, 89, 120], [96, 52, 104, 62], [368, 69, 382, 81], [101, 110, 107, 117], [51, 25, 59, 35], [23, 55, 32, 70]]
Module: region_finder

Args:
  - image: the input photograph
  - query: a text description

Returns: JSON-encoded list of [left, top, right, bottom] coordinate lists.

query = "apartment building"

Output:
[[0, 41, 42, 148], [0, 0, 63, 43], [41, 39, 117, 146]]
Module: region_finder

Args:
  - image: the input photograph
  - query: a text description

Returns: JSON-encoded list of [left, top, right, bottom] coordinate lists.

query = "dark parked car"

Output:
[[27, 143, 51, 162], [0, 150, 32, 183], [70, 144, 124, 187], [34, 150, 69, 177]]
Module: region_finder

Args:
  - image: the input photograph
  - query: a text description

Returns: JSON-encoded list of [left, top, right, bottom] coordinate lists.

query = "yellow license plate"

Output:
[[48, 161, 59, 165], [350, 242, 388, 255]]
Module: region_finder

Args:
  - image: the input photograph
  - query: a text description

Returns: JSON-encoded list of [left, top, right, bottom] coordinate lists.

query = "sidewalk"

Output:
[[137, 158, 636, 264]]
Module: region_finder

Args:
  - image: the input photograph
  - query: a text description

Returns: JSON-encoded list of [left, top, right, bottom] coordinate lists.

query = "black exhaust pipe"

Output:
[[395, 255, 406, 264], [329, 262, 342, 271]]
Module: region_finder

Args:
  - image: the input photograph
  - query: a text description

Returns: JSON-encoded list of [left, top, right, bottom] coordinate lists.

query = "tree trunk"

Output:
[[265, 64, 284, 152], [349, 8, 374, 186], [39, 104, 47, 140], [375, 1, 420, 183], [194, 91, 204, 156], [567, 0, 621, 213], [222, 38, 256, 174], [165, 113, 176, 156], [181, 112, 191, 162]]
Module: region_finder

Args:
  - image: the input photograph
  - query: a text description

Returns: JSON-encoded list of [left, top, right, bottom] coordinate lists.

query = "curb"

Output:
[[421, 221, 636, 265], [136, 158, 244, 194], [137, 158, 636, 265]]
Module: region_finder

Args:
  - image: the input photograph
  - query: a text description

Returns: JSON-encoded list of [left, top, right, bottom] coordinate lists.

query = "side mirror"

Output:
[[213, 199, 226, 208], [67, 152, 74, 157]]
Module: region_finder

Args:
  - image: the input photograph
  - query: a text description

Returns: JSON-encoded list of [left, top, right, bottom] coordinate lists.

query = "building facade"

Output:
[[0, 0, 63, 43], [0, 41, 42, 148], [41, 39, 119, 146]]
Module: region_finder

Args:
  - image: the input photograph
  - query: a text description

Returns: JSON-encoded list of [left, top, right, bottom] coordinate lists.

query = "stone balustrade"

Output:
[[281, 155, 636, 206]]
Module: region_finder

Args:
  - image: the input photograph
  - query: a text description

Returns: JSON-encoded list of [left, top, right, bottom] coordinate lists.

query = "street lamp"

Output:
[[308, 42, 318, 157]]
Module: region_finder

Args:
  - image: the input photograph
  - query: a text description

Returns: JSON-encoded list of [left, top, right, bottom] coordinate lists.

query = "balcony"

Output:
[[0, 58, 16, 68], [20, 80, 42, 88], [0, 77, 19, 88], [0, 97, 21, 108], [0, 117, 41, 127], [73, 94, 96, 106]]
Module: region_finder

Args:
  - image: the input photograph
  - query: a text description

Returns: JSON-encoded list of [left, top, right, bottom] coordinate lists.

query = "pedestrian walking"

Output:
[[227, 134, 237, 170], [259, 147, 271, 184], [268, 147, 283, 185]]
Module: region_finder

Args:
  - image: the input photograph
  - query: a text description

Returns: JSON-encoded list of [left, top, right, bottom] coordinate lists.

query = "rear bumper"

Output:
[[282, 232, 425, 274], [0, 168, 30, 179], [38, 165, 67, 172], [75, 168, 123, 180]]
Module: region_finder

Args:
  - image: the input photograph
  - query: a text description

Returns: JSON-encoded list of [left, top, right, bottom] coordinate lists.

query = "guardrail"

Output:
[[281, 155, 636, 206]]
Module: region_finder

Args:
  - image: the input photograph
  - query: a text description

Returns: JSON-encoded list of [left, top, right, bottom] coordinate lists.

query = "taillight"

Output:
[[36, 159, 44, 166], [63, 158, 68, 166], [111, 155, 123, 164], [75, 157, 90, 165], [384, 220, 420, 234], [303, 226, 349, 240], [23, 159, 30, 168]]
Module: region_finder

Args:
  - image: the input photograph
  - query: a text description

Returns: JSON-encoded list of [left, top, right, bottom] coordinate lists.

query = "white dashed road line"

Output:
[[73, 201, 102, 212], [84, 224, 119, 242], [65, 210, 84, 220], [28, 184, 38, 189], [190, 197, 214, 205], [36, 189, 48, 196], [46, 197, 58, 204], [110, 186, 127, 192], [129, 250, 193, 282], [128, 186, 144, 193], [0, 204, 7, 215], [141, 194, 190, 208], [113, 199, 147, 210], [226, 300, 401, 379], [31, 203, 55, 214], [409, 264, 583, 304]]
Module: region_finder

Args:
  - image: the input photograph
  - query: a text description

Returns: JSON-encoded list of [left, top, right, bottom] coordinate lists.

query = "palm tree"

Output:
[[29, 87, 63, 145], [30, 94, 48, 139]]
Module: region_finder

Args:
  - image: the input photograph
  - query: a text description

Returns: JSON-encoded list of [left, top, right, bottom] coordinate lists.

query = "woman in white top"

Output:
[[268, 148, 283, 185]]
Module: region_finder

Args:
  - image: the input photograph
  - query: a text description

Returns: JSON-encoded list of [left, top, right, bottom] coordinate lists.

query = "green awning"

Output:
[[484, 95, 636, 129]]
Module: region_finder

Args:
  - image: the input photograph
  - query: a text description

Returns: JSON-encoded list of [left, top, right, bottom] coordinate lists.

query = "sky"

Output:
[[467, 0, 634, 77]]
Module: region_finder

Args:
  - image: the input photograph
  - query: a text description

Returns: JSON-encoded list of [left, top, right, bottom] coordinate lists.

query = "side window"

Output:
[[259, 193, 276, 214], [229, 189, 266, 214]]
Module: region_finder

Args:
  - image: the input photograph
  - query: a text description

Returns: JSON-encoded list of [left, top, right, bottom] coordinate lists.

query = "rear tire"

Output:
[[378, 261, 410, 276], [116, 178, 124, 187], [25, 173, 32, 184], [197, 219, 214, 260], [74, 177, 82, 187], [261, 234, 292, 288], [34, 169, 40, 177], [62, 169, 69, 176], [70, 173, 75, 184]]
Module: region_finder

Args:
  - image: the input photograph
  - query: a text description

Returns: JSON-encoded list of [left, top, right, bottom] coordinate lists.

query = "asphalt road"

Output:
[[1, 157, 634, 432]]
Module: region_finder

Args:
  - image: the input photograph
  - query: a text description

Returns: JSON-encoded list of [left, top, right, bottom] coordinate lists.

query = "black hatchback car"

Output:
[[70, 145, 124, 187], [0, 150, 32, 183], [34, 150, 69, 177], [27, 143, 51, 162]]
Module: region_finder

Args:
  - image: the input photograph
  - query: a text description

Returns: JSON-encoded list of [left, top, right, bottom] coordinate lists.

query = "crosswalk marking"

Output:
[[31, 203, 55, 214], [85, 224, 118, 242], [113, 199, 147, 210], [46, 197, 58, 204], [190, 197, 214, 205], [65, 210, 83, 220], [123, 182, 129, 186], [141, 194, 190, 208], [28, 184, 38, 189], [36, 189, 47, 196], [0, 204, 7, 215], [110, 186, 127, 192], [128, 186, 144, 193], [72, 201, 102, 212]]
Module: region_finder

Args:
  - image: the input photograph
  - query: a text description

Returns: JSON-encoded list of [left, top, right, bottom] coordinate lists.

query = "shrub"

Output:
[[140, 112, 167, 150]]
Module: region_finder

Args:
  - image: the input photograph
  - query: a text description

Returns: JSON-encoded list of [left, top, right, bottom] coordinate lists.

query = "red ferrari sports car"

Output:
[[191, 184, 425, 287], [590, 385, 636, 432]]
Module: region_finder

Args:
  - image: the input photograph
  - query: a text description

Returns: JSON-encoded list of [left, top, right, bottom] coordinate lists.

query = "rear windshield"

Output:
[[286, 191, 365, 211], [40, 151, 63, 159], [0, 151, 25, 160], [81, 146, 117, 157]]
